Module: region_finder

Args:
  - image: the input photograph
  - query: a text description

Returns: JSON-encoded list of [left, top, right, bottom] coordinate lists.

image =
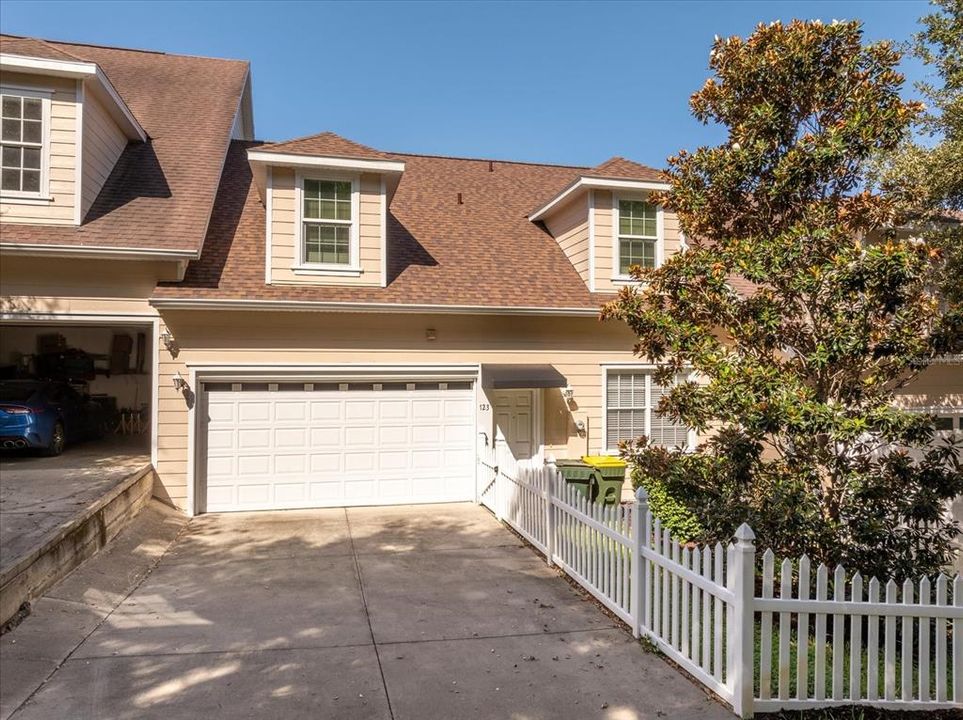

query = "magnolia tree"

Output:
[[604, 18, 963, 579]]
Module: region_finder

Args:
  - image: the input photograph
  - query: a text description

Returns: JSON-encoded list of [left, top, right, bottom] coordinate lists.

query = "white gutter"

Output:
[[0, 242, 198, 262], [529, 176, 670, 222], [149, 297, 602, 317]]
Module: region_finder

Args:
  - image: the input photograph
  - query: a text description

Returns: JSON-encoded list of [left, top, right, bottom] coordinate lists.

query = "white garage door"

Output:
[[201, 381, 476, 512]]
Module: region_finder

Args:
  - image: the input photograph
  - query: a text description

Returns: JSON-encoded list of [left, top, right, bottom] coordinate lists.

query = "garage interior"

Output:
[[0, 323, 153, 454]]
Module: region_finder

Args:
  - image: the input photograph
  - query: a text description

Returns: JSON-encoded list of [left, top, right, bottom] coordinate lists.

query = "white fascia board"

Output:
[[0, 53, 97, 78], [0, 242, 198, 262], [247, 150, 405, 174], [529, 175, 671, 222], [0, 54, 145, 141], [150, 297, 601, 317]]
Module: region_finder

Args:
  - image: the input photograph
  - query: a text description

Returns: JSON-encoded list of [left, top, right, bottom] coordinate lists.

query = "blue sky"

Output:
[[1, 0, 932, 168]]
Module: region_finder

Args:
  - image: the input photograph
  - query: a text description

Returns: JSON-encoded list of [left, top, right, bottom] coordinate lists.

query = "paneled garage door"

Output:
[[200, 381, 476, 512]]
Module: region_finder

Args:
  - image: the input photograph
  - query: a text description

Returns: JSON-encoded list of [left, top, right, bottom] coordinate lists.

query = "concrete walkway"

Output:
[[1, 502, 732, 720]]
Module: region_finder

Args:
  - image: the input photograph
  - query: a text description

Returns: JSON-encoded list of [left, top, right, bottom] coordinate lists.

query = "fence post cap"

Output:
[[635, 486, 648, 502], [733, 522, 755, 543]]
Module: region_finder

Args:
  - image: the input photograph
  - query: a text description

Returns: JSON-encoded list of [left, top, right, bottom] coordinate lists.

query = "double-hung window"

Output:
[[1, 90, 48, 198], [300, 178, 354, 267], [616, 199, 659, 275], [604, 368, 690, 451]]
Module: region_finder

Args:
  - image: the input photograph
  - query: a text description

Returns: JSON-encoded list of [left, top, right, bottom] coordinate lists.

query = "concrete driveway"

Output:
[[2, 503, 731, 720]]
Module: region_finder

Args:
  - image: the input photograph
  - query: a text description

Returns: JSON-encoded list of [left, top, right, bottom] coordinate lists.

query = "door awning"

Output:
[[481, 364, 568, 390]]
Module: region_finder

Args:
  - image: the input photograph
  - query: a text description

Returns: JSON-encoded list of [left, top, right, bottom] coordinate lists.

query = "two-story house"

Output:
[[1, 35, 960, 517]]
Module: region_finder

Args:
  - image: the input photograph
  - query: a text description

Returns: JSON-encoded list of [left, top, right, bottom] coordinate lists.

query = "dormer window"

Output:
[[616, 199, 660, 276], [294, 174, 361, 275], [0, 89, 49, 199]]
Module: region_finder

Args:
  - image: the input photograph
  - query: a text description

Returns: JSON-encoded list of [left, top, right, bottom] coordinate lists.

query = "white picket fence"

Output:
[[476, 447, 963, 717]]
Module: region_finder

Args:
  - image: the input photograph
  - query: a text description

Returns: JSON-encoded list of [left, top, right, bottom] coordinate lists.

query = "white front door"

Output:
[[200, 381, 475, 512], [492, 389, 537, 465]]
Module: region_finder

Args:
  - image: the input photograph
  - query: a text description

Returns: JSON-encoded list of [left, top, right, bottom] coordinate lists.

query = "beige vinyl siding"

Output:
[[0, 72, 77, 225], [0, 254, 175, 313], [81, 88, 127, 219], [593, 190, 615, 291], [154, 311, 645, 510], [594, 191, 683, 293], [269, 168, 383, 286], [543, 193, 590, 285]]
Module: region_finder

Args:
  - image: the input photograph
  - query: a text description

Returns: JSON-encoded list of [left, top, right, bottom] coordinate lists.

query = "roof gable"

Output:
[[257, 131, 392, 161], [587, 156, 666, 183]]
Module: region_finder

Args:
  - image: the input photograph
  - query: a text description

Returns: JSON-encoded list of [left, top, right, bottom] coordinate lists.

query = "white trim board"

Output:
[[247, 149, 405, 175], [529, 175, 670, 222]]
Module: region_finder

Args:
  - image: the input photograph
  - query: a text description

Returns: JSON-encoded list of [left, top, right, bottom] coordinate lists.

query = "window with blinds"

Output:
[[605, 369, 690, 450]]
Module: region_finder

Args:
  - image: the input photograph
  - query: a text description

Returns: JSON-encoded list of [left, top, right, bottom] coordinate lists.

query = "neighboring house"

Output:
[[0, 35, 959, 516]]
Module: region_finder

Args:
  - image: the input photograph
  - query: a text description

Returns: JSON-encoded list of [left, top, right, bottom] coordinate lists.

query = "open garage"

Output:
[[0, 322, 154, 455]]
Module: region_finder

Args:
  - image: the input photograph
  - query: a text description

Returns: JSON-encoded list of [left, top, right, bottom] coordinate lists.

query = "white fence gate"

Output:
[[475, 447, 963, 717]]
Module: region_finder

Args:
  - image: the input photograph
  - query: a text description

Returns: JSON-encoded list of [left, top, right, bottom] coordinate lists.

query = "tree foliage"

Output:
[[603, 19, 963, 580]]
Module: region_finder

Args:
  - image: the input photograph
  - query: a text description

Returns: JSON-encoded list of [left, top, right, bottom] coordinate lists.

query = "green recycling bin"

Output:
[[581, 455, 627, 506], [554, 459, 597, 501]]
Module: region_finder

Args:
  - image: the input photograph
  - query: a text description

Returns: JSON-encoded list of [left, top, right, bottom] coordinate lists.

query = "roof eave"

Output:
[[528, 176, 671, 222]]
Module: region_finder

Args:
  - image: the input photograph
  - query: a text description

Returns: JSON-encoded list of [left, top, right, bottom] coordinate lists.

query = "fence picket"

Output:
[[692, 546, 703, 669], [672, 539, 681, 650], [936, 574, 948, 703], [850, 573, 863, 701], [778, 558, 792, 700], [919, 576, 930, 702], [885, 579, 898, 701], [814, 564, 829, 700], [954, 575, 962, 704], [796, 555, 810, 701], [832, 565, 846, 700], [902, 578, 914, 701], [868, 576, 881, 701], [713, 543, 725, 684], [702, 545, 712, 675], [662, 530, 671, 641], [681, 546, 691, 659], [759, 549, 775, 701]]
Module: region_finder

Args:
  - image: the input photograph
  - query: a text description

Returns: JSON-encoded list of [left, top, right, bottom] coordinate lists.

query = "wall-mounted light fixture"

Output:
[[160, 329, 178, 355], [561, 387, 574, 401], [425, 328, 437, 341], [172, 371, 188, 392]]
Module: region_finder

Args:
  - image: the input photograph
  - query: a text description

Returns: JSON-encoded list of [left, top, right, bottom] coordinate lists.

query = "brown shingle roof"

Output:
[[256, 131, 392, 161], [0, 35, 83, 61], [586, 156, 667, 183], [0, 35, 248, 254], [154, 141, 613, 309]]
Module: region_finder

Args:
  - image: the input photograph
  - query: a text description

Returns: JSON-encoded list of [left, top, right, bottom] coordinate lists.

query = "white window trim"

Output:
[[611, 194, 664, 283], [292, 170, 362, 276], [600, 364, 696, 455], [0, 85, 52, 203]]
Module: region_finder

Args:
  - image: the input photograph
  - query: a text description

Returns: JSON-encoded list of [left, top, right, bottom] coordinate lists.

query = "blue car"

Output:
[[0, 380, 105, 456]]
